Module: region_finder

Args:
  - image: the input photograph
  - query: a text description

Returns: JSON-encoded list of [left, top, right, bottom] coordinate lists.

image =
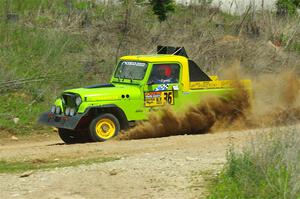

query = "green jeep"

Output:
[[39, 46, 251, 143]]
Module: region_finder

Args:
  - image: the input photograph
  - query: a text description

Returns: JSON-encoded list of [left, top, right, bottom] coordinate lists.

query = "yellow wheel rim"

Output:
[[95, 118, 116, 139]]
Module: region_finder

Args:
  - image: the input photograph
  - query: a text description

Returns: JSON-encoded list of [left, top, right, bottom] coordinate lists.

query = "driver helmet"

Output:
[[158, 65, 172, 78]]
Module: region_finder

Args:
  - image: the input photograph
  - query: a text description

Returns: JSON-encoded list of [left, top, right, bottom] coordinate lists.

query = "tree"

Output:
[[149, 0, 175, 22], [276, 0, 300, 16], [119, 0, 175, 22]]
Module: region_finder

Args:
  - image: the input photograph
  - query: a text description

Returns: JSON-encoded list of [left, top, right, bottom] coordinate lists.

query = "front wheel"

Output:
[[89, 113, 120, 142], [58, 128, 82, 144]]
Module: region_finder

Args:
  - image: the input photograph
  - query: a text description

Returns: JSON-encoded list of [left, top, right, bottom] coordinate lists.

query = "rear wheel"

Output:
[[89, 113, 120, 142], [58, 128, 90, 144]]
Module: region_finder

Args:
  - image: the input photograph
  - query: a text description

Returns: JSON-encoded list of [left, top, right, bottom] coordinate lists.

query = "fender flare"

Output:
[[78, 104, 129, 130]]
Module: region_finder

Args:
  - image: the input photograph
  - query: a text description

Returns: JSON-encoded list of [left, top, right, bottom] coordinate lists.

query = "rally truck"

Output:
[[39, 46, 251, 143]]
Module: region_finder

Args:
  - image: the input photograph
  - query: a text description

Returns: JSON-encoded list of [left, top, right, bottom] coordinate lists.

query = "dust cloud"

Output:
[[251, 71, 300, 126], [118, 83, 251, 140], [118, 70, 300, 140]]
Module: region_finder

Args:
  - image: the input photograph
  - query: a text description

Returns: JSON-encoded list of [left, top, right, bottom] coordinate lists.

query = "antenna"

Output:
[[147, 46, 158, 54], [172, 47, 183, 55], [157, 46, 165, 54]]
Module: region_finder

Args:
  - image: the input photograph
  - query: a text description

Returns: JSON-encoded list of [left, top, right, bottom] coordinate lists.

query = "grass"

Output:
[[0, 92, 47, 133], [0, 156, 120, 173], [189, 170, 216, 193], [208, 127, 300, 199], [0, 15, 89, 134]]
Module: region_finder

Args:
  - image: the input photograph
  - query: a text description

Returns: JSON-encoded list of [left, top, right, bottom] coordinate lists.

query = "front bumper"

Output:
[[38, 112, 84, 130]]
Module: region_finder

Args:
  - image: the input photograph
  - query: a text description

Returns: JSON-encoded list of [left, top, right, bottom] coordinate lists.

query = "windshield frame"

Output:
[[113, 60, 148, 81]]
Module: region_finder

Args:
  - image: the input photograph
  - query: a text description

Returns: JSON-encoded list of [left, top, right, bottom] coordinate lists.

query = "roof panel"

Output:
[[120, 54, 188, 63]]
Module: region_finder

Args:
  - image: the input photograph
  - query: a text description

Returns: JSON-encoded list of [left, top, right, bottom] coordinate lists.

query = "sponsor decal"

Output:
[[154, 84, 169, 91], [123, 61, 146, 67], [144, 91, 174, 107]]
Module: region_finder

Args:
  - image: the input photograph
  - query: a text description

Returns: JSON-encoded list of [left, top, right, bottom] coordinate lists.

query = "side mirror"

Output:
[[172, 85, 179, 91]]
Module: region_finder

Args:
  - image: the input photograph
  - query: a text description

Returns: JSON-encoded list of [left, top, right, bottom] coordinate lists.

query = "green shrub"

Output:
[[149, 0, 176, 22], [209, 128, 300, 199], [288, 40, 300, 53], [276, 0, 300, 16]]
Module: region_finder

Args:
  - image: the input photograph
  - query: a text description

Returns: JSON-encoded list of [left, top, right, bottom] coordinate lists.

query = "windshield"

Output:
[[114, 61, 148, 80]]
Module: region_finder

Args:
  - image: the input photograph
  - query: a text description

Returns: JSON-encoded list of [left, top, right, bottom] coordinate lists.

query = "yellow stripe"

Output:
[[190, 80, 251, 90]]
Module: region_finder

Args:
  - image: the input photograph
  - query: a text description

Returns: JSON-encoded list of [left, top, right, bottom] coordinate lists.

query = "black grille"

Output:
[[62, 93, 76, 108], [62, 93, 79, 116]]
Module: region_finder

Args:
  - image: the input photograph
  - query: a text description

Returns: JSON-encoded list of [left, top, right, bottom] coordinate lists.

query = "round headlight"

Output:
[[65, 107, 70, 116], [55, 106, 61, 114], [69, 108, 76, 116], [75, 96, 82, 106], [50, 106, 56, 113]]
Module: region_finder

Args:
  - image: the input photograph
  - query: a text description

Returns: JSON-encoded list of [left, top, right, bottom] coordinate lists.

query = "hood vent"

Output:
[[84, 83, 115, 89]]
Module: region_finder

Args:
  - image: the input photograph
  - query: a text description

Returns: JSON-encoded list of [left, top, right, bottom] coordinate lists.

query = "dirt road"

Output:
[[0, 129, 258, 199]]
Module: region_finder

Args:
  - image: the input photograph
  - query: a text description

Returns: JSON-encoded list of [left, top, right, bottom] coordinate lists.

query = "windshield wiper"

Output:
[[128, 71, 134, 83], [118, 73, 134, 83], [116, 67, 123, 82], [121, 75, 126, 82]]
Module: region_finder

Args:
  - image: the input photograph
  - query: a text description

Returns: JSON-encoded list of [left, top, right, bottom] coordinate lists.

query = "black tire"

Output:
[[58, 128, 85, 144], [89, 113, 120, 142]]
